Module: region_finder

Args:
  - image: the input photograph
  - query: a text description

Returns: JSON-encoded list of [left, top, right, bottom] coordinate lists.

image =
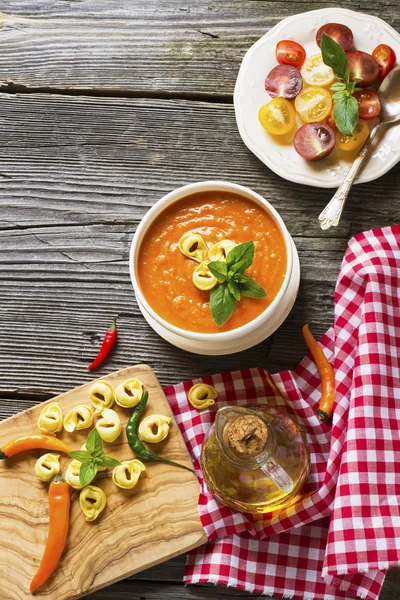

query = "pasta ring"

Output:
[[115, 378, 144, 409], [34, 453, 60, 482], [192, 261, 217, 291], [138, 414, 172, 443], [63, 405, 94, 433], [37, 402, 63, 436], [89, 380, 115, 414], [80, 485, 107, 522], [188, 383, 218, 410], [208, 240, 237, 262], [178, 233, 208, 263], [65, 459, 84, 489], [95, 409, 122, 443], [112, 459, 146, 490]]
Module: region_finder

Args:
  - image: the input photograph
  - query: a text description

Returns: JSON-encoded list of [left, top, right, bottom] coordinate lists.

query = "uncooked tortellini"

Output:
[[188, 383, 218, 410], [65, 459, 84, 489], [80, 485, 107, 522], [138, 414, 172, 443], [115, 378, 144, 409], [178, 233, 208, 263], [63, 405, 94, 433], [38, 402, 63, 435], [89, 380, 115, 414], [192, 261, 217, 291], [35, 453, 60, 482], [208, 240, 237, 262], [112, 460, 146, 490], [95, 409, 122, 443]]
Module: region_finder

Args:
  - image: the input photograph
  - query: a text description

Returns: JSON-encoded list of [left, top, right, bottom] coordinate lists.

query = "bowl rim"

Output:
[[129, 181, 294, 342]]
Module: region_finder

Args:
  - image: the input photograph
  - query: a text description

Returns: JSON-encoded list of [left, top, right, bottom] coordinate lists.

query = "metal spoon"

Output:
[[319, 65, 400, 230]]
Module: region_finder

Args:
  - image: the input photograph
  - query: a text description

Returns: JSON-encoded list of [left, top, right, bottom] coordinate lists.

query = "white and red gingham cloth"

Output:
[[163, 225, 400, 600]]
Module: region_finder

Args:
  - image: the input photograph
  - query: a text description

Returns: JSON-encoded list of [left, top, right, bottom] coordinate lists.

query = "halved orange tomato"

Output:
[[294, 86, 332, 123], [335, 120, 369, 151], [301, 54, 335, 86], [258, 98, 296, 135]]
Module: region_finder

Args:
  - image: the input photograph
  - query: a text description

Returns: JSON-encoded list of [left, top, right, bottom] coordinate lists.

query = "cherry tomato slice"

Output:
[[316, 23, 354, 52], [327, 109, 336, 129], [301, 54, 335, 87], [294, 86, 332, 123], [258, 98, 296, 136], [276, 40, 306, 68], [294, 123, 336, 161], [372, 44, 396, 79], [346, 51, 379, 87], [353, 90, 381, 120], [336, 120, 369, 151], [264, 64, 302, 99]]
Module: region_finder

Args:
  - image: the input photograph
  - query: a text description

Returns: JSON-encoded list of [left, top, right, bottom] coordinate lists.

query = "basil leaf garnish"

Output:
[[208, 260, 228, 282], [210, 282, 237, 327], [239, 274, 267, 298], [227, 280, 241, 301], [226, 241, 254, 269], [321, 32, 349, 81], [79, 459, 98, 487], [334, 95, 359, 136]]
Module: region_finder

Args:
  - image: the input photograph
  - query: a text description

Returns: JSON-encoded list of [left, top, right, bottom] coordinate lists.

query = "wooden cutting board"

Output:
[[0, 365, 207, 599]]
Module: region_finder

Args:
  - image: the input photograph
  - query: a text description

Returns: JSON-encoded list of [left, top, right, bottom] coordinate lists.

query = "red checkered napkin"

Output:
[[164, 225, 400, 600]]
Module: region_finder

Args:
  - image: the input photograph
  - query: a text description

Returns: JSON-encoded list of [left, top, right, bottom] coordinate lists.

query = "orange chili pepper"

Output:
[[302, 324, 335, 423], [0, 434, 71, 460], [30, 474, 70, 593]]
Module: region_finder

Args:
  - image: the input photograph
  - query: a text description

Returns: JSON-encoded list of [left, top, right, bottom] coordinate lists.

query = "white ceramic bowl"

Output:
[[234, 8, 400, 188], [129, 181, 300, 355]]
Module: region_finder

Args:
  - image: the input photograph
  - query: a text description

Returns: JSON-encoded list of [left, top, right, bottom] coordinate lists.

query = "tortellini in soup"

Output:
[[115, 378, 144, 409], [192, 261, 217, 291], [80, 485, 107, 522], [95, 409, 122, 443], [35, 453, 60, 482], [188, 383, 218, 410], [178, 233, 208, 263], [38, 402, 63, 435], [89, 380, 114, 414], [138, 414, 172, 443], [208, 239, 237, 262], [63, 405, 94, 433], [112, 459, 145, 490]]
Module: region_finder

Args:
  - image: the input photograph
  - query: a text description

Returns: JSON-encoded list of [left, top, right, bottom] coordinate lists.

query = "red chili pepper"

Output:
[[87, 318, 118, 370]]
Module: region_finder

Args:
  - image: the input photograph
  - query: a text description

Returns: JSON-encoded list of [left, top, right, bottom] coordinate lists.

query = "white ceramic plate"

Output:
[[234, 8, 400, 188]]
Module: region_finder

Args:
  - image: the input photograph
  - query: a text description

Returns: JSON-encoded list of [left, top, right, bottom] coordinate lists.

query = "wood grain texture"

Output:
[[0, 0, 399, 95], [0, 365, 206, 599]]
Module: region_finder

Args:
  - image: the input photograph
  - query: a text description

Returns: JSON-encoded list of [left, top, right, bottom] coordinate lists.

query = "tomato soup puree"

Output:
[[137, 191, 287, 333]]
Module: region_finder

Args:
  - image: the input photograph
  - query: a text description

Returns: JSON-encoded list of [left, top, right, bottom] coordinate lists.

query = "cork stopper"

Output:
[[226, 415, 268, 456]]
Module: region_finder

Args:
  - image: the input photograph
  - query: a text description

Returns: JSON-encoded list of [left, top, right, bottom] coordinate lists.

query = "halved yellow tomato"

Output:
[[335, 120, 369, 151], [294, 86, 332, 123], [301, 54, 335, 86], [258, 98, 296, 135]]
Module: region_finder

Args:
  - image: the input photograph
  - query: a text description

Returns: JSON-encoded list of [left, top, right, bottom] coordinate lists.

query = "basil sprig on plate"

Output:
[[321, 32, 359, 136], [68, 428, 121, 487], [208, 241, 266, 327]]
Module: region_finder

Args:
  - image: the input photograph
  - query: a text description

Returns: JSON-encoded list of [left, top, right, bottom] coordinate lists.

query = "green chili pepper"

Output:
[[126, 391, 196, 475]]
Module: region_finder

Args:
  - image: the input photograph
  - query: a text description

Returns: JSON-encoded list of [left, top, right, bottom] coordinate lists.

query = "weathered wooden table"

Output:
[[1, 1, 399, 598]]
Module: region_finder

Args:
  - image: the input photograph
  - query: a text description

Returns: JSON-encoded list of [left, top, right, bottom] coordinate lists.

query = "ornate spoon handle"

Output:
[[319, 123, 381, 231]]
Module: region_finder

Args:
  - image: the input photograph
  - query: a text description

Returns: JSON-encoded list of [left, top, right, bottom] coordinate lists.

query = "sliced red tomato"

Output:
[[276, 40, 306, 68], [264, 64, 303, 99], [354, 90, 381, 120], [346, 51, 380, 87], [372, 44, 396, 79], [294, 123, 336, 161], [316, 23, 353, 52]]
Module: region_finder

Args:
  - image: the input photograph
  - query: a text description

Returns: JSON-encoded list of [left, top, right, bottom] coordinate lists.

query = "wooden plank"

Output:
[[0, 1, 399, 95], [0, 365, 206, 599]]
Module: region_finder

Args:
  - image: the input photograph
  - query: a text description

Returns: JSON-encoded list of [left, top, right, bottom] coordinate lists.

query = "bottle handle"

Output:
[[260, 457, 294, 494]]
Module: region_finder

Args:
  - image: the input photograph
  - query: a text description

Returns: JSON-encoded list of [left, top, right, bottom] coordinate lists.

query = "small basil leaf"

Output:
[[210, 283, 237, 327], [226, 241, 254, 269], [239, 275, 267, 298], [345, 81, 356, 95], [208, 260, 227, 283], [330, 81, 346, 91], [332, 91, 345, 101], [99, 455, 121, 468], [229, 258, 252, 275], [79, 460, 98, 487], [321, 32, 349, 81], [227, 280, 241, 301], [68, 450, 93, 462], [86, 428, 103, 456], [334, 95, 359, 136]]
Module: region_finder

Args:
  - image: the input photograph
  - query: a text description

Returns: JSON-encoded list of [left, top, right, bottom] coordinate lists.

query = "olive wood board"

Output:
[[0, 365, 207, 599]]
